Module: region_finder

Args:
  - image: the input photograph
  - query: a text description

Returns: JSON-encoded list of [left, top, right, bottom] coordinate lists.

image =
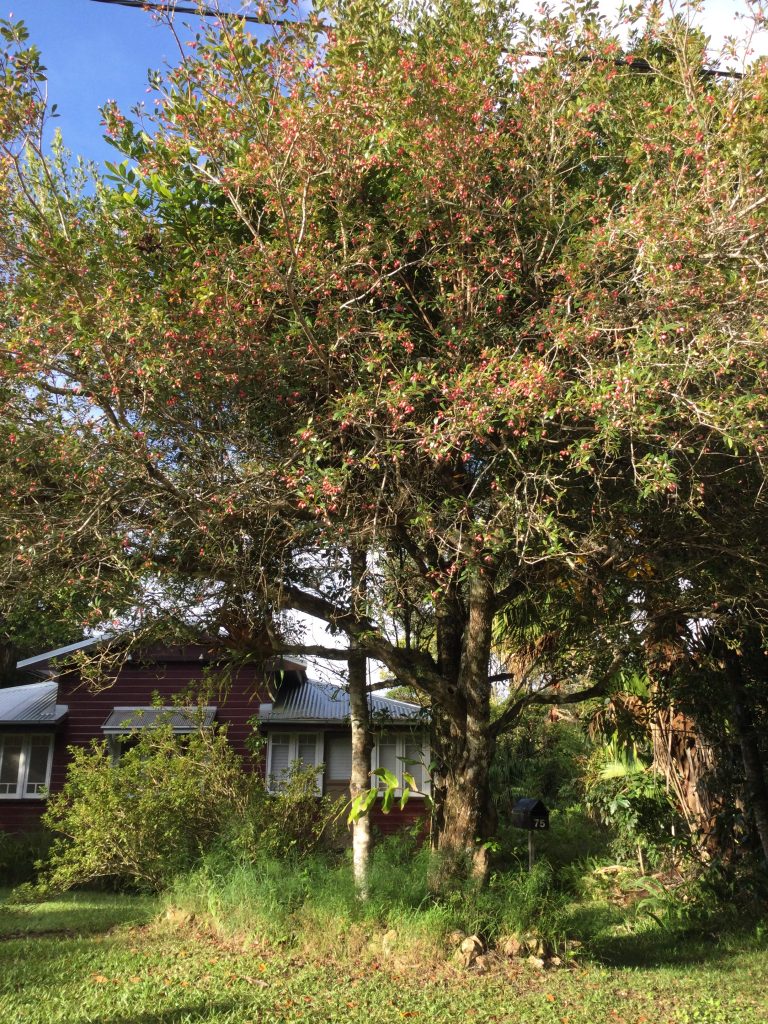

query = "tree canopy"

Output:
[[2, 0, 768, 867]]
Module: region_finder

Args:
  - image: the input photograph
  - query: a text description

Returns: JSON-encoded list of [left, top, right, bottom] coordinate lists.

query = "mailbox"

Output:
[[511, 797, 549, 831]]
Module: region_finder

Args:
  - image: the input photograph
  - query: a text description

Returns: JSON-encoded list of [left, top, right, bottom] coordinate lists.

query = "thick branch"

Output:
[[279, 582, 460, 715]]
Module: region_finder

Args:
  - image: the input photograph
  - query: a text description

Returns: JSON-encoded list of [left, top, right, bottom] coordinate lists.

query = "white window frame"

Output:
[[266, 732, 324, 794], [0, 733, 54, 800], [372, 732, 431, 797]]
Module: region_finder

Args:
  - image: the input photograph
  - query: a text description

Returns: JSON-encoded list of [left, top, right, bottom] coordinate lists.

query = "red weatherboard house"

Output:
[[0, 638, 430, 838]]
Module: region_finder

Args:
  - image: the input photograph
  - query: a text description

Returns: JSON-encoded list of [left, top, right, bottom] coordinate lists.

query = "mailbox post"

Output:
[[510, 798, 549, 871]]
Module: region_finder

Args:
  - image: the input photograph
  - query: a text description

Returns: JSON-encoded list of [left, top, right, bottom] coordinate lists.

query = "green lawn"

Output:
[[1, 892, 766, 1024]]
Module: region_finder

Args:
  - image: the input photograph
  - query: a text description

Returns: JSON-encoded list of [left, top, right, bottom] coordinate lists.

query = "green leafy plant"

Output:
[[34, 721, 252, 894], [232, 762, 345, 860], [584, 736, 687, 868]]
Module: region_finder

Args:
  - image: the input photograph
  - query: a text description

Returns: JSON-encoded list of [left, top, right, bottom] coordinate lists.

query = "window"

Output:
[[267, 732, 323, 793], [102, 706, 217, 764], [373, 733, 430, 795], [0, 733, 54, 799], [326, 734, 352, 781]]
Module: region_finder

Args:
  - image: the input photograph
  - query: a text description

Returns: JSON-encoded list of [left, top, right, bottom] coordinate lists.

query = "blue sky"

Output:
[[6, 1, 274, 166], [6, 0, 767, 168]]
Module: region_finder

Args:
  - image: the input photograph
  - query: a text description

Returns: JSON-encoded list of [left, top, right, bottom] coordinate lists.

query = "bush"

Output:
[[491, 709, 590, 821], [36, 723, 252, 894], [228, 762, 346, 861], [583, 740, 687, 869]]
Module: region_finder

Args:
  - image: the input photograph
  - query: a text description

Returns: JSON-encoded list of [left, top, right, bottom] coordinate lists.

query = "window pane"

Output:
[[297, 734, 317, 769], [269, 735, 291, 790], [0, 735, 23, 796], [326, 735, 352, 781], [25, 736, 52, 795], [404, 740, 424, 792], [377, 737, 398, 787]]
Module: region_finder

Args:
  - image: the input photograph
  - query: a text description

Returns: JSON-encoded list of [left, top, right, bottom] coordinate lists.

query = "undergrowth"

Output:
[[167, 834, 574, 962]]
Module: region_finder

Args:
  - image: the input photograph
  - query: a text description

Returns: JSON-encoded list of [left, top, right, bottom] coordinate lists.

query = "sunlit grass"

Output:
[[1, 889, 766, 1024]]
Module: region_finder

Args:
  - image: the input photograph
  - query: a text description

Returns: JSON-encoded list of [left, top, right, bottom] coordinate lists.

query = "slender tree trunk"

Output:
[[436, 568, 497, 884], [348, 548, 373, 894], [722, 646, 768, 865]]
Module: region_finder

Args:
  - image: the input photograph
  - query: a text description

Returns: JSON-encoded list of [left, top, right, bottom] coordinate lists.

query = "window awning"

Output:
[[0, 681, 68, 726], [101, 706, 216, 735]]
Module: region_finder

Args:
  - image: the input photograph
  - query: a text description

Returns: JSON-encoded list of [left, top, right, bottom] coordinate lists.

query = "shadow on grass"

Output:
[[588, 922, 762, 969], [0, 891, 155, 939]]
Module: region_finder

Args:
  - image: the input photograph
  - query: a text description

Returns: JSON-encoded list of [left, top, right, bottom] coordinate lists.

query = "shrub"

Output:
[[229, 762, 346, 861], [36, 723, 252, 894], [584, 739, 687, 869]]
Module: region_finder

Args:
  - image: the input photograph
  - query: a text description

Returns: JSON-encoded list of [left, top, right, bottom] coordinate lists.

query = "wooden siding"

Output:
[[1, 650, 270, 834], [1, 648, 427, 842], [371, 801, 427, 836]]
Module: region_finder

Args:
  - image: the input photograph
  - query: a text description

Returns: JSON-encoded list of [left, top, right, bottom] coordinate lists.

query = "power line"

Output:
[[88, 0, 303, 26], [87, 0, 743, 79]]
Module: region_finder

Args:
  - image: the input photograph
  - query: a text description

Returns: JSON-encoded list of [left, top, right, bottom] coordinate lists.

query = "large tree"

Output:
[[3, 0, 768, 875]]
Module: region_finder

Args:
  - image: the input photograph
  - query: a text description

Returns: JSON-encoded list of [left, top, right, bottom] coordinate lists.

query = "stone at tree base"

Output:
[[459, 934, 484, 967], [501, 935, 523, 958], [473, 955, 490, 974], [164, 907, 194, 927], [459, 935, 484, 956], [526, 954, 546, 970]]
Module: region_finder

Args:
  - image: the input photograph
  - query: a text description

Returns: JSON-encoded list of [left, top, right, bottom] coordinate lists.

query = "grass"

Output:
[[1, 888, 767, 1024]]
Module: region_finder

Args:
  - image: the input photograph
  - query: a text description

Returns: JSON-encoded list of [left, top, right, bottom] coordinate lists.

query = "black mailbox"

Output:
[[511, 797, 549, 831]]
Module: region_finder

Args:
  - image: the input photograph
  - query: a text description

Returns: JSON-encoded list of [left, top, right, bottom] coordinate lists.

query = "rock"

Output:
[[164, 907, 194, 928], [501, 936, 524, 958], [548, 955, 562, 968], [447, 929, 466, 947], [458, 934, 484, 968], [460, 934, 484, 957], [473, 954, 490, 974], [526, 954, 546, 970]]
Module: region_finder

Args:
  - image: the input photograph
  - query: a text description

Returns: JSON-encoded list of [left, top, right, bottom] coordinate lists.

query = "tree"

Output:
[[3, 0, 768, 878]]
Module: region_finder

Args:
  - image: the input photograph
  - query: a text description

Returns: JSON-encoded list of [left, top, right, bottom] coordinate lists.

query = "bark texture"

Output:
[[433, 569, 497, 883], [722, 646, 768, 865], [348, 549, 373, 894]]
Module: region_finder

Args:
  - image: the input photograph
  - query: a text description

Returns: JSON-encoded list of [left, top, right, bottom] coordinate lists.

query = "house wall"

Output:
[[1, 646, 271, 835], [304, 727, 428, 838], [1, 646, 427, 840]]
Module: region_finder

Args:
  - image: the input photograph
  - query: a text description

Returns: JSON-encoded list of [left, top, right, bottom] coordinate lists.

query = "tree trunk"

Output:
[[348, 548, 373, 895], [438, 722, 496, 882], [429, 581, 465, 850], [722, 646, 768, 865], [435, 568, 497, 884]]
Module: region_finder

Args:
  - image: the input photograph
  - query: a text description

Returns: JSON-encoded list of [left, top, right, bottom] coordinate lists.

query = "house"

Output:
[[0, 638, 430, 837]]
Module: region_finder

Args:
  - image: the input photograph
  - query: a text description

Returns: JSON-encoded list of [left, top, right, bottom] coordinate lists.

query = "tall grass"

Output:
[[167, 835, 572, 961]]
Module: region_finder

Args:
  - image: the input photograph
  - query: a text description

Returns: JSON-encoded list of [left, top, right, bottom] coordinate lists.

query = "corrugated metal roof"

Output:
[[101, 706, 217, 735], [0, 681, 68, 725], [261, 679, 427, 725], [17, 634, 114, 670]]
